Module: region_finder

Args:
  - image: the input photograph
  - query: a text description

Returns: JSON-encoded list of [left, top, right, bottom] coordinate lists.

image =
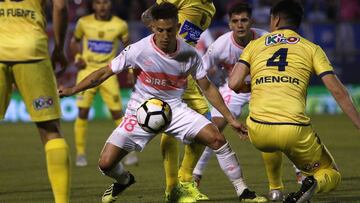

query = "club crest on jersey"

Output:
[[98, 31, 105, 38], [265, 34, 300, 46], [33, 96, 54, 110]]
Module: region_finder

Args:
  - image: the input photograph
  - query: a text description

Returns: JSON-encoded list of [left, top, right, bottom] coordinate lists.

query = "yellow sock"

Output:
[[114, 117, 122, 126], [262, 151, 284, 190], [161, 134, 179, 193], [45, 138, 71, 203], [314, 168, 341, 193], [179, 142, 205, 182], [74, 118, 88, 155]]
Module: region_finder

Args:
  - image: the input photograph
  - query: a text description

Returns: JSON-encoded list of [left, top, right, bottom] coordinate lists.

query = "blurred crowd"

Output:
[[45, 0, 360, 23]]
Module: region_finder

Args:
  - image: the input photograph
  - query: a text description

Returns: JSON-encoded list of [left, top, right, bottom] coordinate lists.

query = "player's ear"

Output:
[[274, 15, 281, 29], [249, 17, 253, 26], [150, 23, 155, 33]]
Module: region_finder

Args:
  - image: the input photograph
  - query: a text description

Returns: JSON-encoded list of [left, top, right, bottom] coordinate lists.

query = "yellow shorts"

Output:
[[246, 116, 336, 174], [182, 76, 209, 114], [76, 68, 122, 111], [0, 59, 61, 122]]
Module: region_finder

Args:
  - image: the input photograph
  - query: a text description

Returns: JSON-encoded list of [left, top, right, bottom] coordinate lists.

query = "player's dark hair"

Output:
[[151, 2, 178, 21], [270, 0, 304, 28], [228, 2, 252, 18]]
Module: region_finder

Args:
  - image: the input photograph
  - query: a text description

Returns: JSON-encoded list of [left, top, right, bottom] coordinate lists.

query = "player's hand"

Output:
[[74, 57, 86, 70], [58, 86, 75, 98], [51, 46, 68, 77], [228, 119, 248, 138]]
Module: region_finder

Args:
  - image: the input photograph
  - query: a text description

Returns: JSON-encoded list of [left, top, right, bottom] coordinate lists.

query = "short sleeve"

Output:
[[109, 45, 136, 74], [238, 41, 253, 68], [313, 46, 334, 77], [74, 18, 84, 40], [202, 42, 220, 72]]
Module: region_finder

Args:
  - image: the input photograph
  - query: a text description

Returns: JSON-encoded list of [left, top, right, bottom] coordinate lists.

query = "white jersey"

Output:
[[108, 34, 211, 150], [203, 28, 267, 75], [203, 28, 268, 118], [110, 34, 207, 114]]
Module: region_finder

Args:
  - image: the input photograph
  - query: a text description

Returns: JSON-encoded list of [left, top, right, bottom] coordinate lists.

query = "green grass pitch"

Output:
[[0, 114, 359, 202]]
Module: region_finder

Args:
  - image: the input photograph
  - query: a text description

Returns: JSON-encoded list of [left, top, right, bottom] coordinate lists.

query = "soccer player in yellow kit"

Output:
[[0, 0, 71, 203], [70, 0, 131, 167], [143, 0, 214, 202], [229, 0, 360, 202]]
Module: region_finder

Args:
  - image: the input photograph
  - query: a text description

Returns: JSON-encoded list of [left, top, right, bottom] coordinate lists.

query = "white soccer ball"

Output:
[[136, 98, 172, 133]]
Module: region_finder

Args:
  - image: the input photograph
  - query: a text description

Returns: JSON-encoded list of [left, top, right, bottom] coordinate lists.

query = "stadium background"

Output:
[[2, 0, 360, 122]]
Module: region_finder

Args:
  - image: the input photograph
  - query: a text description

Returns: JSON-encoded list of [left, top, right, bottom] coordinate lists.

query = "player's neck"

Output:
[[154, 37, 177, 54], [95, 14, 112, 21], [277, 25, 298, 32], [162, 43, 177, 54], [234, 31, 253, 47]]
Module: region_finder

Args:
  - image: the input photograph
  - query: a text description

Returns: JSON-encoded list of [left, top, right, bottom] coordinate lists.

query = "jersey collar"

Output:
[[150, 34, 180, 58]]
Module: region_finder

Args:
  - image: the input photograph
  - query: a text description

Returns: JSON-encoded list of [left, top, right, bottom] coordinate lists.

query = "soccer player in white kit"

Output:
[[193, 1, 267, 185], [58, 3, 267, 203]]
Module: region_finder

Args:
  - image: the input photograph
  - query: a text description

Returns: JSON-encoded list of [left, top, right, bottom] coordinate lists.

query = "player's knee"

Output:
[[207, 132, 226, 150], [98, 157, 115, 173]]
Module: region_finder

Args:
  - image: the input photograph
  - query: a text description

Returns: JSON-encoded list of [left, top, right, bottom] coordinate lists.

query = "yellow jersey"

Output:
[[157, 0, 215, 113], [0, 0, 48, 61], [239, 28, 334, 125], [74, 14, 129, 69], [157, 0, 215, 46]]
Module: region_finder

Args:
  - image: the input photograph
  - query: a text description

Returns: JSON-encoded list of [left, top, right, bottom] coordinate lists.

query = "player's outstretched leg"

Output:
[[283, 176, 317, 203], [102, 172, 135, 203], [37, 120, 71, 203], [99, 143, 136, 203], [179, 142, 209, 201], [192, 146, 213, 187], [261, 152, 284, 201], [213, 142, 267, 202], [195, 124, 267, 202]]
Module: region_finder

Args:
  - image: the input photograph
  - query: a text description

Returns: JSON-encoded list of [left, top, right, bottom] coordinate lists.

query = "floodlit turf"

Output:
[[0, 114, 359, 203]]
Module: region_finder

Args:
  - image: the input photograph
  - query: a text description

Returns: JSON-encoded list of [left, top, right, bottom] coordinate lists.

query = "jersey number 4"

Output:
[[266, 48, 288, 71]]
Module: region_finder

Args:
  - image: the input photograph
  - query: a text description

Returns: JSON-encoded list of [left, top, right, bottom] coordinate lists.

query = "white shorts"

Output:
[[211, 81, 250, 118], [106, 102, 211, 152]]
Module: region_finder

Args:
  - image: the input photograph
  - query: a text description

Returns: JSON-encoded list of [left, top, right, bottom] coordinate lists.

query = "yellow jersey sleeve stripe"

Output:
[[318, 70, 334, 78], [238, 59, 250, 68]]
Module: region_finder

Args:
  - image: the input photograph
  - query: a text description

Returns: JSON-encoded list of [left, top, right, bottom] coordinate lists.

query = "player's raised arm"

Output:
[[58, 66, 114, 97], [51, 0, 69, 75], [196, 77, 247, 135], [321, 74, 360, 130], [228, 61, 251, 93]]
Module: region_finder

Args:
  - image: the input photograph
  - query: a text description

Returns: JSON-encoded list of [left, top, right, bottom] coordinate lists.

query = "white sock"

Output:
[[193, 146, 213, 176], [100, 162, 130, 185], [214, 142, 248, 196]]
